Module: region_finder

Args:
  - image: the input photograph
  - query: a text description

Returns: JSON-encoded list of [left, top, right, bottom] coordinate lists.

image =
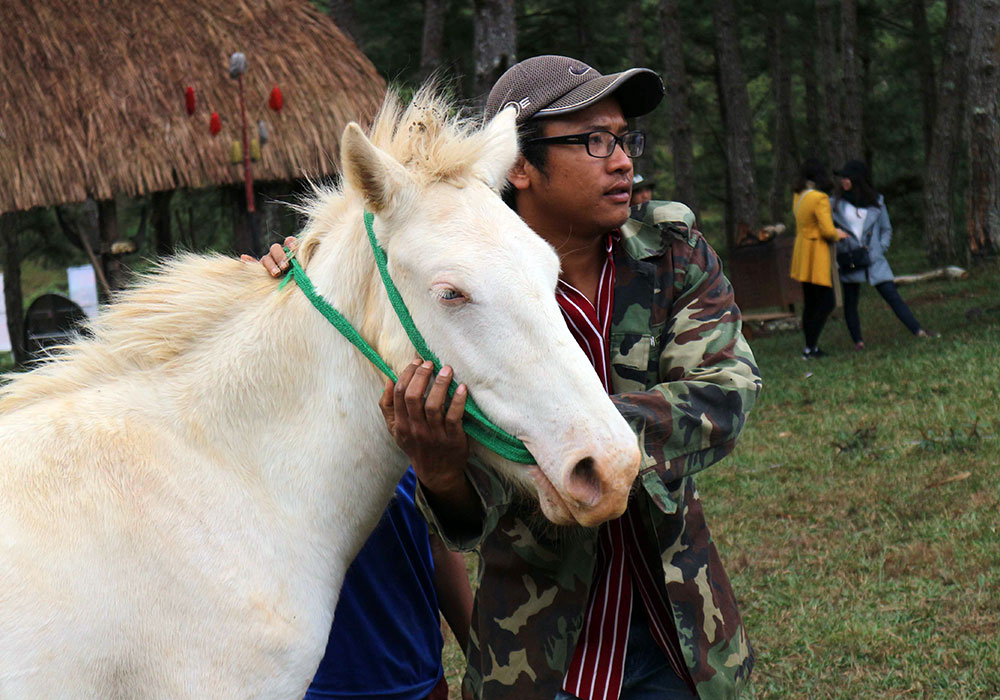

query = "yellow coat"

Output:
[[789, 189, 839, 287]]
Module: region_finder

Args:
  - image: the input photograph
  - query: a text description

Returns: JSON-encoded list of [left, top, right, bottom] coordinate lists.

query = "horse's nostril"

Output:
[[568, 456, 601, 507]]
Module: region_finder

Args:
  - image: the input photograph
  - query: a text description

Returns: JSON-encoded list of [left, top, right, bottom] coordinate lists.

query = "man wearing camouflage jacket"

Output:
[[380, 56, 762, 700]]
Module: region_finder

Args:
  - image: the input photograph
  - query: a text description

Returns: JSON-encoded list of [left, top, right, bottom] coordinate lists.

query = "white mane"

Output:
[[295, 86, 507, 268]]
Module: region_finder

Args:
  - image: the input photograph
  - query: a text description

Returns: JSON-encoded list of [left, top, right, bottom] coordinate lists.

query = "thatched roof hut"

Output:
[[0, 0, 387, 214]]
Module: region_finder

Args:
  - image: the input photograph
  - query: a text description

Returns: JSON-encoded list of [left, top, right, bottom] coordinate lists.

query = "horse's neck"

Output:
[[167, 207, 415, 586], [305, 208, 416, 372]]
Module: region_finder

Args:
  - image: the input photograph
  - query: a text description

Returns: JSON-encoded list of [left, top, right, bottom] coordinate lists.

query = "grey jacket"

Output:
[[832, 194, 894, 285]]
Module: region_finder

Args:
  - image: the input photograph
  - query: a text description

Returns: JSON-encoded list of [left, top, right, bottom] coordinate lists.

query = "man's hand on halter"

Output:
[[240, 236, 298, 277], [247, 236, 481, 527], [380, 359, 481, 529]]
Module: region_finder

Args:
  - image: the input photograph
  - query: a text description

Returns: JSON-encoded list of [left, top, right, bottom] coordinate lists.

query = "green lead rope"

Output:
[[280, 211, 535, 464]]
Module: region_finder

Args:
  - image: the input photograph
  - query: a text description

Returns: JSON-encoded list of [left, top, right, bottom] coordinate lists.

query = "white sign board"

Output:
[[68, 265, 99, 318], [0, 272, 10, 352]]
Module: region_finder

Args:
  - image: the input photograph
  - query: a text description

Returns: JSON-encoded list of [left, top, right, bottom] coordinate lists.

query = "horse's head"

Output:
[[336, 95, 641, 527]]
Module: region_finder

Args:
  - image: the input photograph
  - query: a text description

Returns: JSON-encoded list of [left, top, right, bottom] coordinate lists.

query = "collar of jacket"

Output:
[[835, 194, 883, 238], [620, 200, 699, 260]]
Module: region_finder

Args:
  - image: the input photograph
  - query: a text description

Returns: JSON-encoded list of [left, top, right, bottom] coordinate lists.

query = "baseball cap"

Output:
[[833, 159, 869, 181], [485, 55, 664, 125], [632, 174, 656, 190]]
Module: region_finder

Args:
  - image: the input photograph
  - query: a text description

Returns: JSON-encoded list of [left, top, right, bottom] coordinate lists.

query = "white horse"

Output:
[[0, 89, 641, 699]]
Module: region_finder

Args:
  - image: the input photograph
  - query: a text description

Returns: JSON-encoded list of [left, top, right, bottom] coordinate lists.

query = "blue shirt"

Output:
[[305, 468, 444, 699]]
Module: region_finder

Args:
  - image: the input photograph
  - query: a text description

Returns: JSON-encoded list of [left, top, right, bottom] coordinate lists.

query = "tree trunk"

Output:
[[923, 0, 973, 262], [627, 0, 646, 67], [624, 0, 654, 177], [575, 4, 595, 66], [712, 0, 759, 248], [473, 0, 516, 103], [420, 0, 446, 81], [800, 24, 824, 159], [152, 190, 174, 258], [815, 0, 845, 168], [327, 0, 359, 44], [659, 0, 699, 214], [1, 213, 27, 367], [911, 0, 937, 159], [714, 64, 735, 244], [966, 0, 1000, 256], [767, 9, 798, 225], [840, 0, 863, 159]]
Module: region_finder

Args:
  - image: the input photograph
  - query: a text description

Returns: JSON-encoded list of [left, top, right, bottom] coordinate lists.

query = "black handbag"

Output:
[[837, 245, 870, 272]]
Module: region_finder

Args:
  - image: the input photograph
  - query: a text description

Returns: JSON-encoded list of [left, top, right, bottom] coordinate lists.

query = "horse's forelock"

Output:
[[367, 84, 497, 188], [296, 84, 503, 262]]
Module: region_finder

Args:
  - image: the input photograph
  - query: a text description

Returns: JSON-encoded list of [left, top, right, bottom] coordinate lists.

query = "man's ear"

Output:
[[506, 154, 533, 192]]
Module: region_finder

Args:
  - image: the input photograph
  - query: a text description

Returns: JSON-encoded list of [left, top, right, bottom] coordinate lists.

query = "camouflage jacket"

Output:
[[417, 201, 762, 700]]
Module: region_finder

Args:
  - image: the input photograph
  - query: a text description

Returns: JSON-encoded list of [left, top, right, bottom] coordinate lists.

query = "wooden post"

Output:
[[152, 190, 175, 257], [97, 198, 124, 298], [236, 73, 260, 256], [1, 213, 28, 366]]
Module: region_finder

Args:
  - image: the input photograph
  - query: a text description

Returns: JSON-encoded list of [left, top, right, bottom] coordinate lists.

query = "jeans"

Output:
[[842, 280, 922, 342], [554, 598, 698, 700], [801, 282, 836, 349]]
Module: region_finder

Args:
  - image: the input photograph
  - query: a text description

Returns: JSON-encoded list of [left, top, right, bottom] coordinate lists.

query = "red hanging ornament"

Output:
[[268, 84, 283, 113], [209, 111, 221, 135], [185, 86, 196, 115]]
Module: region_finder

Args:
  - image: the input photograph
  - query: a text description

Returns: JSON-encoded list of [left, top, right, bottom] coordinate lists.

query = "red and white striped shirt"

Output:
[[556, 233, 695, 700]]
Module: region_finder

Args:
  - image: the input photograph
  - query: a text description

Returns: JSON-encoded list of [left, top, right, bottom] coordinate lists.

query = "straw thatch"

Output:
[[0, 0, 387, 214]]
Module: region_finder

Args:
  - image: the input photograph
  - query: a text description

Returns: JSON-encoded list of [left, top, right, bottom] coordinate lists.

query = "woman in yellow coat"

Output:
[[790, 159, 847, 359]]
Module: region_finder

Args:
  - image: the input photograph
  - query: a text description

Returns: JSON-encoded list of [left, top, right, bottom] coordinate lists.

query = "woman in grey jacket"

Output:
[[832, 160, 935, 349]]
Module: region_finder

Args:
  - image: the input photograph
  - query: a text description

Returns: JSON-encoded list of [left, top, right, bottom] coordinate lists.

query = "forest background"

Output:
[[329, 0, 998, 259]]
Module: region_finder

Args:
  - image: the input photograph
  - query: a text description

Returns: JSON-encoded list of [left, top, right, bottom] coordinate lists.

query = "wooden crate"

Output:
[[727, 235, 802, 313]]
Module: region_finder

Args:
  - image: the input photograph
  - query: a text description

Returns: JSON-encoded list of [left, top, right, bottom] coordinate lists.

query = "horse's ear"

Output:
[[475, 107, 520, 191], [341, 122, 414, 214]]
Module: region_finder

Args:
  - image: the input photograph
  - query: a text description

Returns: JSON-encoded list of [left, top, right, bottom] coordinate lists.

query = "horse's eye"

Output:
[[434, 286, 467, 304]]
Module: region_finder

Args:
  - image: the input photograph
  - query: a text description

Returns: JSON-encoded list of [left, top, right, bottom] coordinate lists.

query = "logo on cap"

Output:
[[503, 97, 531, 116], [568, 64, 591, 76]]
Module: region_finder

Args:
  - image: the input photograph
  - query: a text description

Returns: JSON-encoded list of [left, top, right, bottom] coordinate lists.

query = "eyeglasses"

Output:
[[525, 130, 645, 159]]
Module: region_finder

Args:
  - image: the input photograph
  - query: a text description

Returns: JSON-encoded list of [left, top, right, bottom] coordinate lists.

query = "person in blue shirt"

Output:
[[304, 467, 473, 700]]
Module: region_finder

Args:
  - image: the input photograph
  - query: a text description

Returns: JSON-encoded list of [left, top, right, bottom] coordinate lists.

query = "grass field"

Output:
[[444, 252, 1000, 699], [701, 255, 1000, 699]]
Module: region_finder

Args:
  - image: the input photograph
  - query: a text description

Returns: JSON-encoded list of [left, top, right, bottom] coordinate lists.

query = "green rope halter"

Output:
[[280, 211, 535, 464]]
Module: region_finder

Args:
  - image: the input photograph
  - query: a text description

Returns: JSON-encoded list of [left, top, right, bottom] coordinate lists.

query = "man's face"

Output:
[[630, 186, 652, 206], [524, 98, 634, 236]]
